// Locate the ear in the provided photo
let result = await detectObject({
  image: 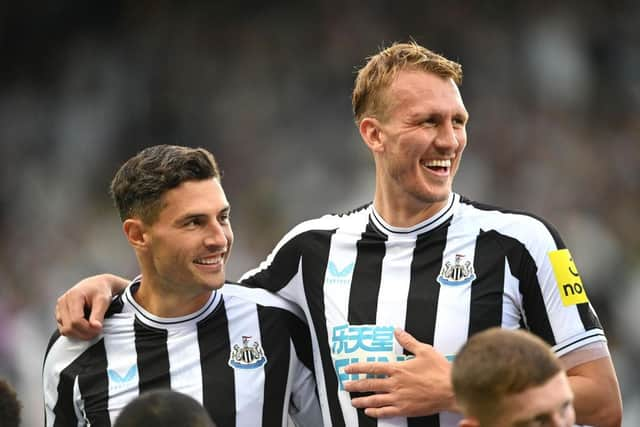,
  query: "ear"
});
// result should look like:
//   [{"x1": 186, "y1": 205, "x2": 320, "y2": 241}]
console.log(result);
[
  {"x1": 359, "y1": 117, "x2": 385, "y2": 154},
  {"x1": 123, "y1": 218, "x2": 148, "y2": 250}
]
